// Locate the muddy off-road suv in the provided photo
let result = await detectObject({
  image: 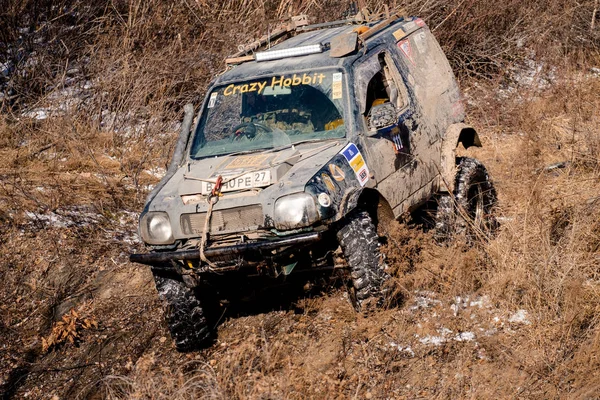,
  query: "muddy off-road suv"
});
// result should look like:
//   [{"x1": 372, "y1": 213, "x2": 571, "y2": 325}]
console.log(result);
[{"x1": 130, "y1": 13, "x2": 498, "y2": 351}]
